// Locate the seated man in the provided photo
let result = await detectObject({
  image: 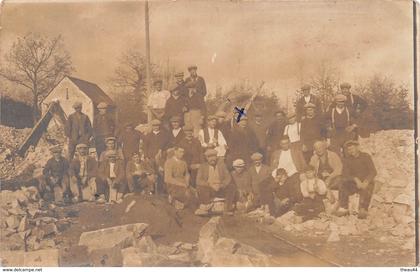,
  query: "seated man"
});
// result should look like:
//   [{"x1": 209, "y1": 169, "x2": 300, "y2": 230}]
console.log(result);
[
  {"x1": 198, "y1": 115, "x2": 227, "y2": 159},
  {"x1": 178, "y1": 125, "x2": 203, "y2": 187},
  {"x1": 39, "y1": 145, "x2": 70, "y2": 203},
  {"x1": 309, "y1": 140, "x2": 343, "y2": 189},
  {"x1": 231, "y1": 159, "x2": 254, "y2": 211},
  {"x1": 248, "y1": 152, "x2": 271, "y2": 205},
  {"x1": 270, "y1": 135, "x2": 307, "y2": 179},
  {"x1": 69, "y1": 144, "x2": 98, "y2": 202},
  {"x1": 336, "y1": 140, "x2": 377, "y2": 219},
  {"x1": 164, "y1": 146, "x2": 194, "y2": 210},
  {"x1": 98, "y1": 150, "x2": 126, "y2": 203},
  {"x1": 126, "y1": 151, "x2": 157, "y2": 194},
  {"x1": 195, "y1": 149, "x2": 237, "y2": 216},
  {"x1": 168, "y1": 116, "x2": 186, "y2": 147},
  {"x1": 259, "y1": 168, "x2": 300, "y2": 217},
  {"x1": 293, "y1": 166, "x2": 328, "y2": 220}
]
